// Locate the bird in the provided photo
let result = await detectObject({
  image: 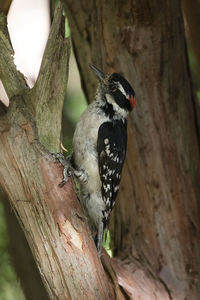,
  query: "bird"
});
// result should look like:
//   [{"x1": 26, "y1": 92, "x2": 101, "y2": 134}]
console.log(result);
[{"x1": 59, "y1": 65, "x2": 136, "y2": 254}]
